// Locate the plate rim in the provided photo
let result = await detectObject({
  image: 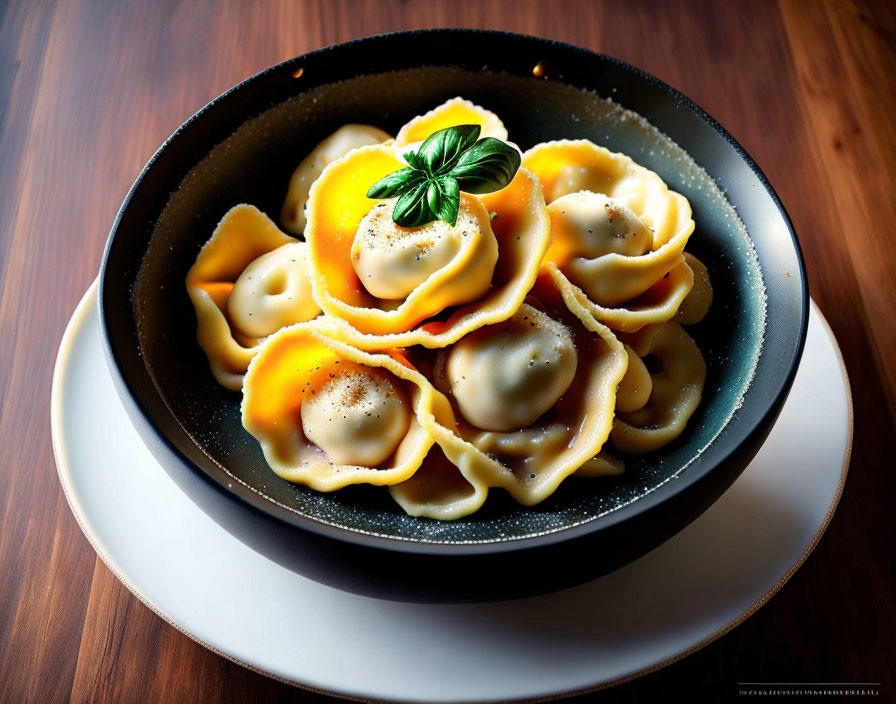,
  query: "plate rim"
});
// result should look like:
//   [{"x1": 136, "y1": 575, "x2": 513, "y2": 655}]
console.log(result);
[{"x1": 52, "y1": 279, "x2": 852, "y2": 703}]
